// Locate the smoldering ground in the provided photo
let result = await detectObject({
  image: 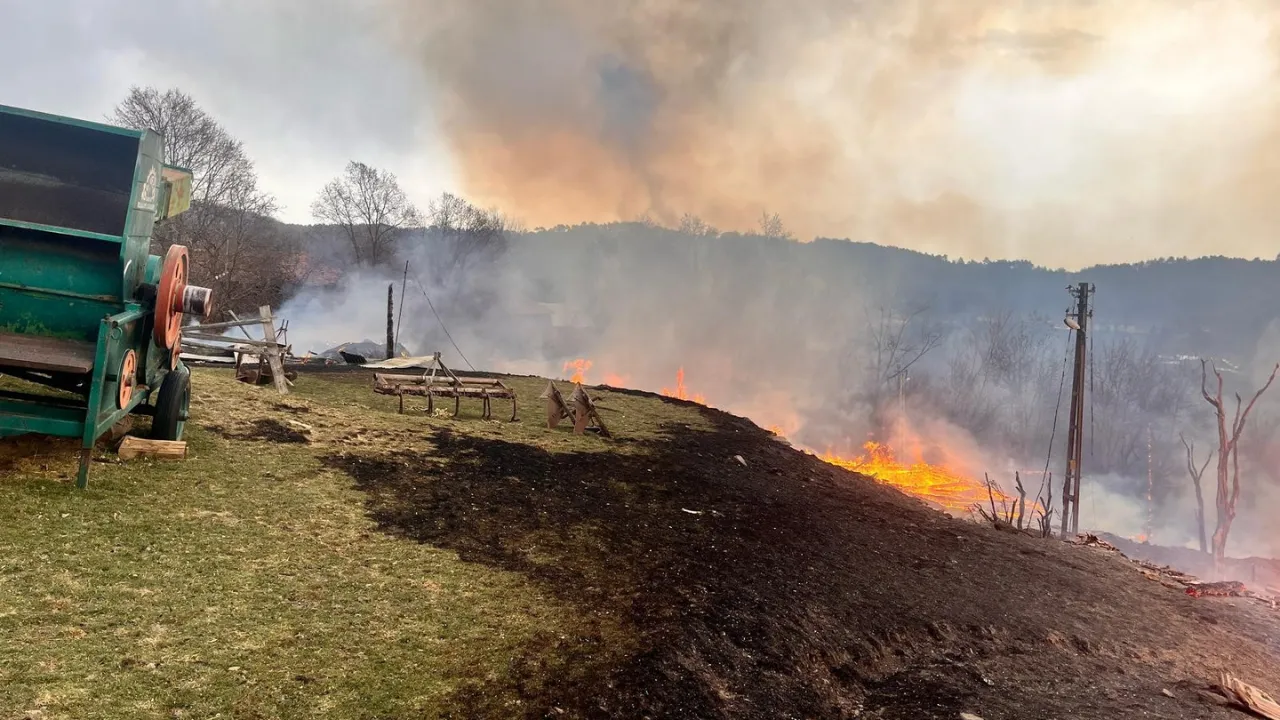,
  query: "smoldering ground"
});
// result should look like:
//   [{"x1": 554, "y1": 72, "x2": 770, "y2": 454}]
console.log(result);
[
  {"x1": 277, "y1": 225, "x2": 1280, "y2": 560},
  {"x1": 268, "y1": 0, "x2": 1280, "y2": 557}
]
